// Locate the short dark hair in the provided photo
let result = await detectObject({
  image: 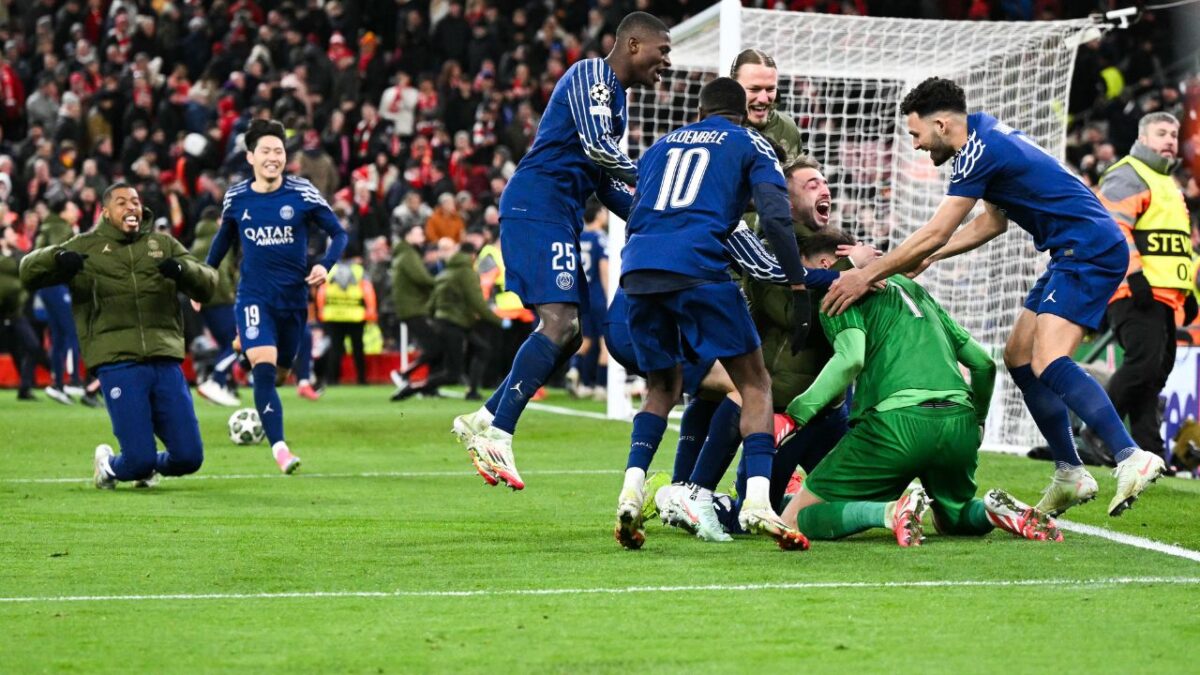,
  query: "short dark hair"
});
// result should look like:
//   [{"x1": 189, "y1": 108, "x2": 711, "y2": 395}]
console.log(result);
[
  {"x1": 584, "y1": 196, "x2": 603, "y2": 224},
  {"x1": 200, "y1": 205, "x2": 220, "y2": 220},
  {"x1": 798, "y1": 229, "x2": 855, "y2": 260},
  {"x1": 459, "y1": 241, "x2": 477, "y2": 255},
  {"x1": 615, "y1": 11, "x2": 668, "y2": 41},
  {"x1": 245, "y1": 118, "x2": 287, "y2": 152},
  {"x1": 729, "y1": 48, "x2": 776, "y2": 79},
  {"x1": 102, "y1": 181, "x2": 135, "y2": 204},
  {"x1": 899, "y1": 77, "x2": 966, "y2": 117},
  {"x1": 699, "y1": 77, "x2": 746, "y2": 120}
]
